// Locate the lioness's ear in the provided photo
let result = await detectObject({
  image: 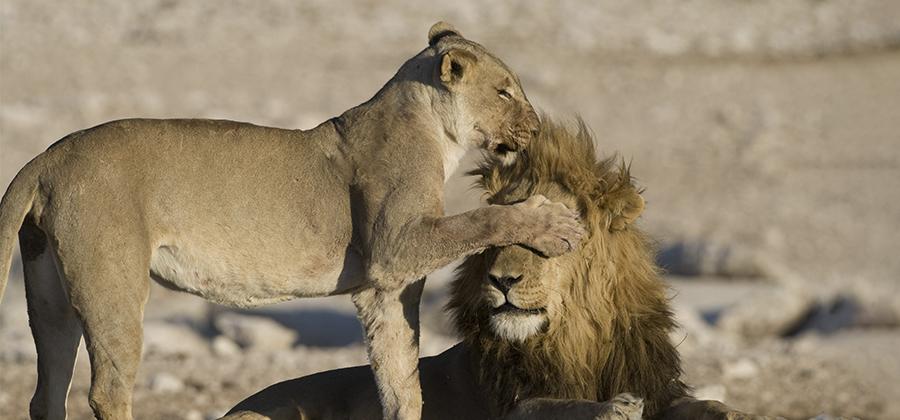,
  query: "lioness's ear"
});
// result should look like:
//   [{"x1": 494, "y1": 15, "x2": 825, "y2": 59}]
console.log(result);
[
  {"x1": 609, "y1": 190, "x2": 645, "y2": 231},
  {"x1": 439, "y1": 48, "x2": 477, "y2": 85},
  {"x1": 428, "y1": 21, "x2": 462, "y2": 46}
]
